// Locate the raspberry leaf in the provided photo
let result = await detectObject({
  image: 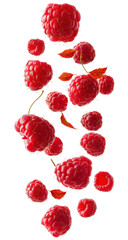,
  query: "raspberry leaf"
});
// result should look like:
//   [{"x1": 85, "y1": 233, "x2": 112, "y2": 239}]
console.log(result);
[
  {"x1": 59, "y1": 72, "x2": 74, "y2": 81},
  {"x1": 89, "y1": 67, "x2": 107, "y2": 79},
  {"x1": 50, "y1": 189, "x2": 66, "y2": 199},
  {"x1": 60, "y1": 113, "x2": 76, "y2": 129},
  {"x1": 58, "y1": 49, "x2": 76, "y2": 58}
]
